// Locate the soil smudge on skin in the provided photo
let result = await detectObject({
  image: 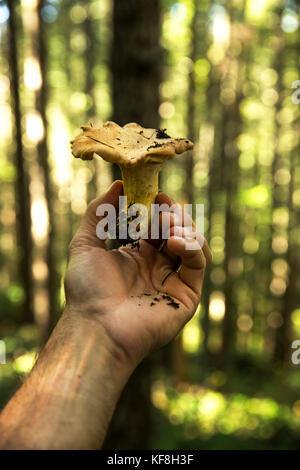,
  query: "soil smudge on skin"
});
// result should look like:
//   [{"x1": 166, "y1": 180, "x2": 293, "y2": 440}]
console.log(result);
[
  {"x1": 161, "y1": 294, "x2": 173, "y2": 301},
  {"x1": 167, "y1": 300, "x2": 180, "y2": 309},
  {"x1": 130, "y1": 292, "x2": 180, "y2": 310},
  {"x1": 161, "y1": 293, "x2": 180, "y2": 309}
]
